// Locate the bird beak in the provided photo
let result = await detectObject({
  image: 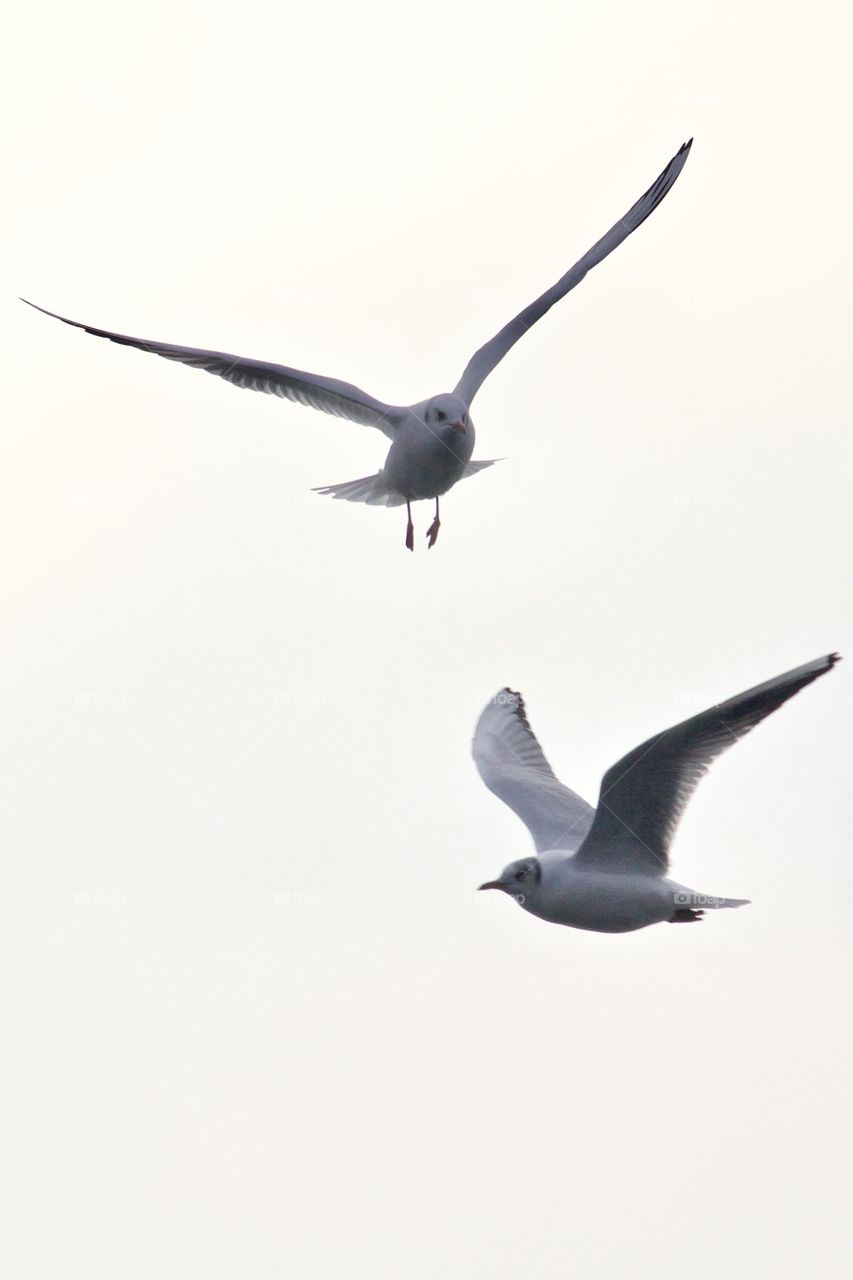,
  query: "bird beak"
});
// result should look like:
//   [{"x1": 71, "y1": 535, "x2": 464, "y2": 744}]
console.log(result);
[
  {"x1": 452, "y1": 420, "x2": 466, "y2": 433},
  {"x1": 478, "y1": 880, "x2": 504, "y2": 892}
]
